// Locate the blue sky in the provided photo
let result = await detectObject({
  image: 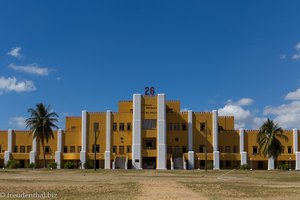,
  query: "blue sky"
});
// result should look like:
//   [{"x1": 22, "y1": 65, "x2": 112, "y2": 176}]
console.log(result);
[{"x1": 1, "y1": 1, "x2": 300, "y2": 130}]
